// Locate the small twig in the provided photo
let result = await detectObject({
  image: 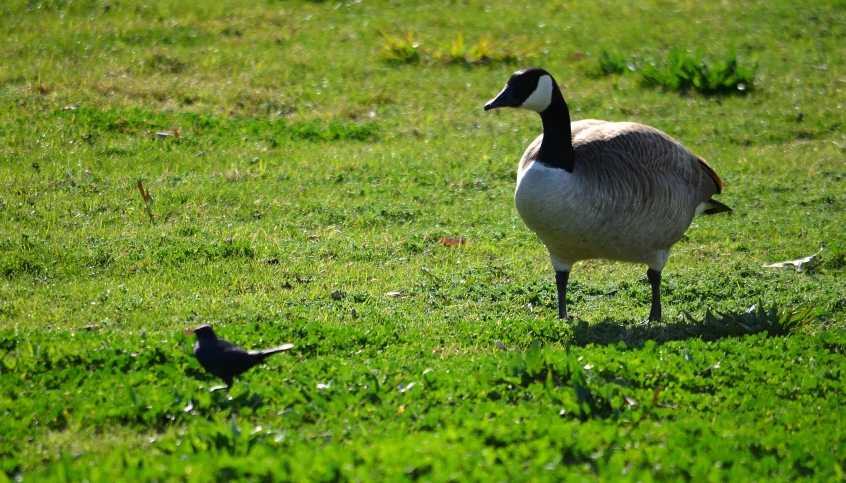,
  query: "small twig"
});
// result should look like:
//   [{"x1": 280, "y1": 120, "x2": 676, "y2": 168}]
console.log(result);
[{"x1": 136, "y1": 179, "x2": 155, "y2": 222}]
